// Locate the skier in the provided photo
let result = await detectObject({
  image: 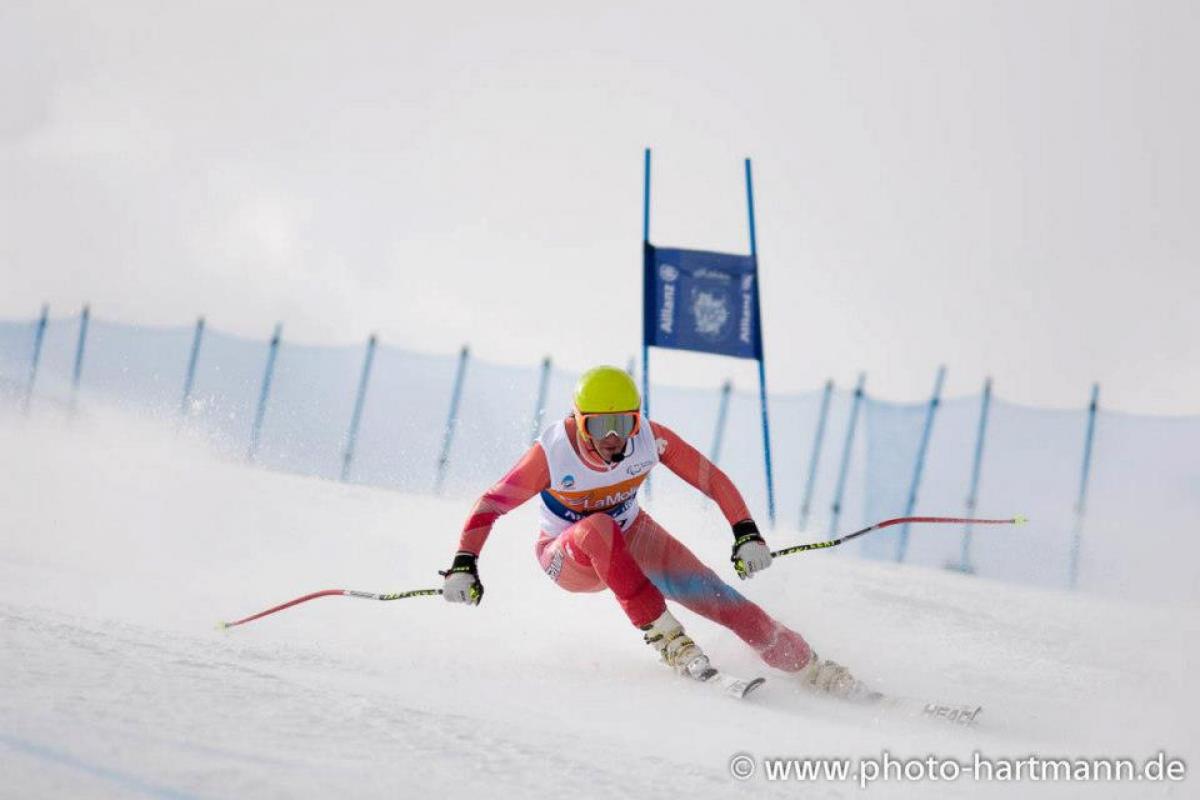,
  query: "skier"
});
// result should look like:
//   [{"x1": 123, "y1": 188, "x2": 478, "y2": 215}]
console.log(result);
[{"x1": 440, "y1": 365, "x2": 863, "y2": 697}]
